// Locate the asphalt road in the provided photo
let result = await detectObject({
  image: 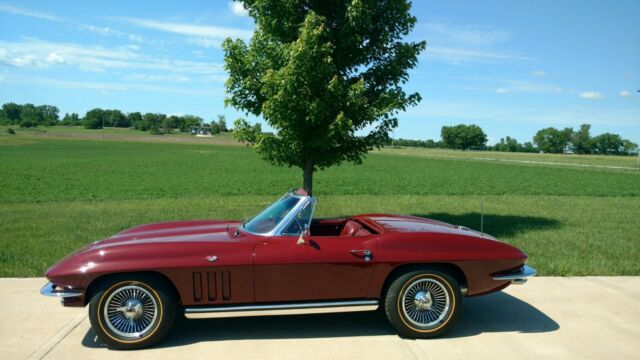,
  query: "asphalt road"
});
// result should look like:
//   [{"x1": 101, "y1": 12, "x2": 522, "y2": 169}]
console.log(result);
[{"x1": 1, "y1": 277, "x2": 638, "y2": 359}]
